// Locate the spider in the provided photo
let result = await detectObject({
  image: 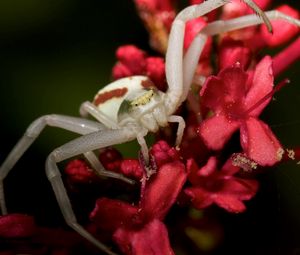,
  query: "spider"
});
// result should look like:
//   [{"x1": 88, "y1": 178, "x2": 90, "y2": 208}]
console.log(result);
[{"x1": 0, "y1": 0, "x2": 299, "y2": 254}]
